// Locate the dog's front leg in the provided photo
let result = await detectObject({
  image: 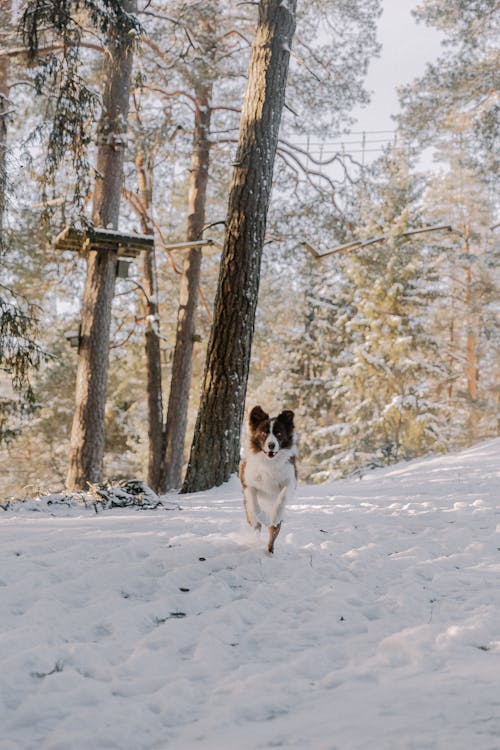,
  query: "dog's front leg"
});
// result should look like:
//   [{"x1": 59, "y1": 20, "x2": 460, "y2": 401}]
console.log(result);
[
  {"x1": 269, "y1": 486, "x2": 288, "y2": 527},
  {"x1": 267, "y1": 486, "x2": 288, "y2": 554},
  {"x1": 243, "y1": 486, "x2": 262, "y2": 531},
  {"x1": 267, "y1": 522, "x2": 281, "y2": 554}
]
